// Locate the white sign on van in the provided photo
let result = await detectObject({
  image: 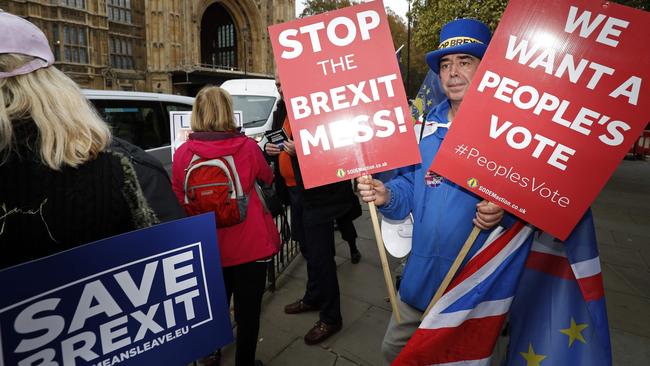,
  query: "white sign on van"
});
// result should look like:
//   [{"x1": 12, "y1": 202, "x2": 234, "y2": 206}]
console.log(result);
[
  {"x1": 170, "y1": 111, "x2": 192, "y2": 159},
  {"x1": 170, "y1": 111, "x2": 246, "y2": 159},
  {"x1": 234, "y1": 110, "x2": 243, "y2": 128}
]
